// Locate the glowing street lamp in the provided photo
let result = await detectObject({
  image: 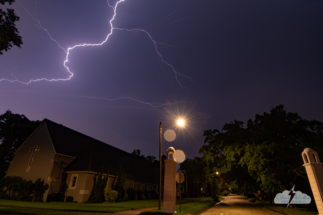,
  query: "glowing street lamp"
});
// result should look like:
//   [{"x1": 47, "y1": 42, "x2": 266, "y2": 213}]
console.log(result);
[
  {"x1": 159, "y1": 118, "x2": 185, "y2": 210},
  {"x1": 177, "y1": 119, "x2": 185, "y2": 127}
]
